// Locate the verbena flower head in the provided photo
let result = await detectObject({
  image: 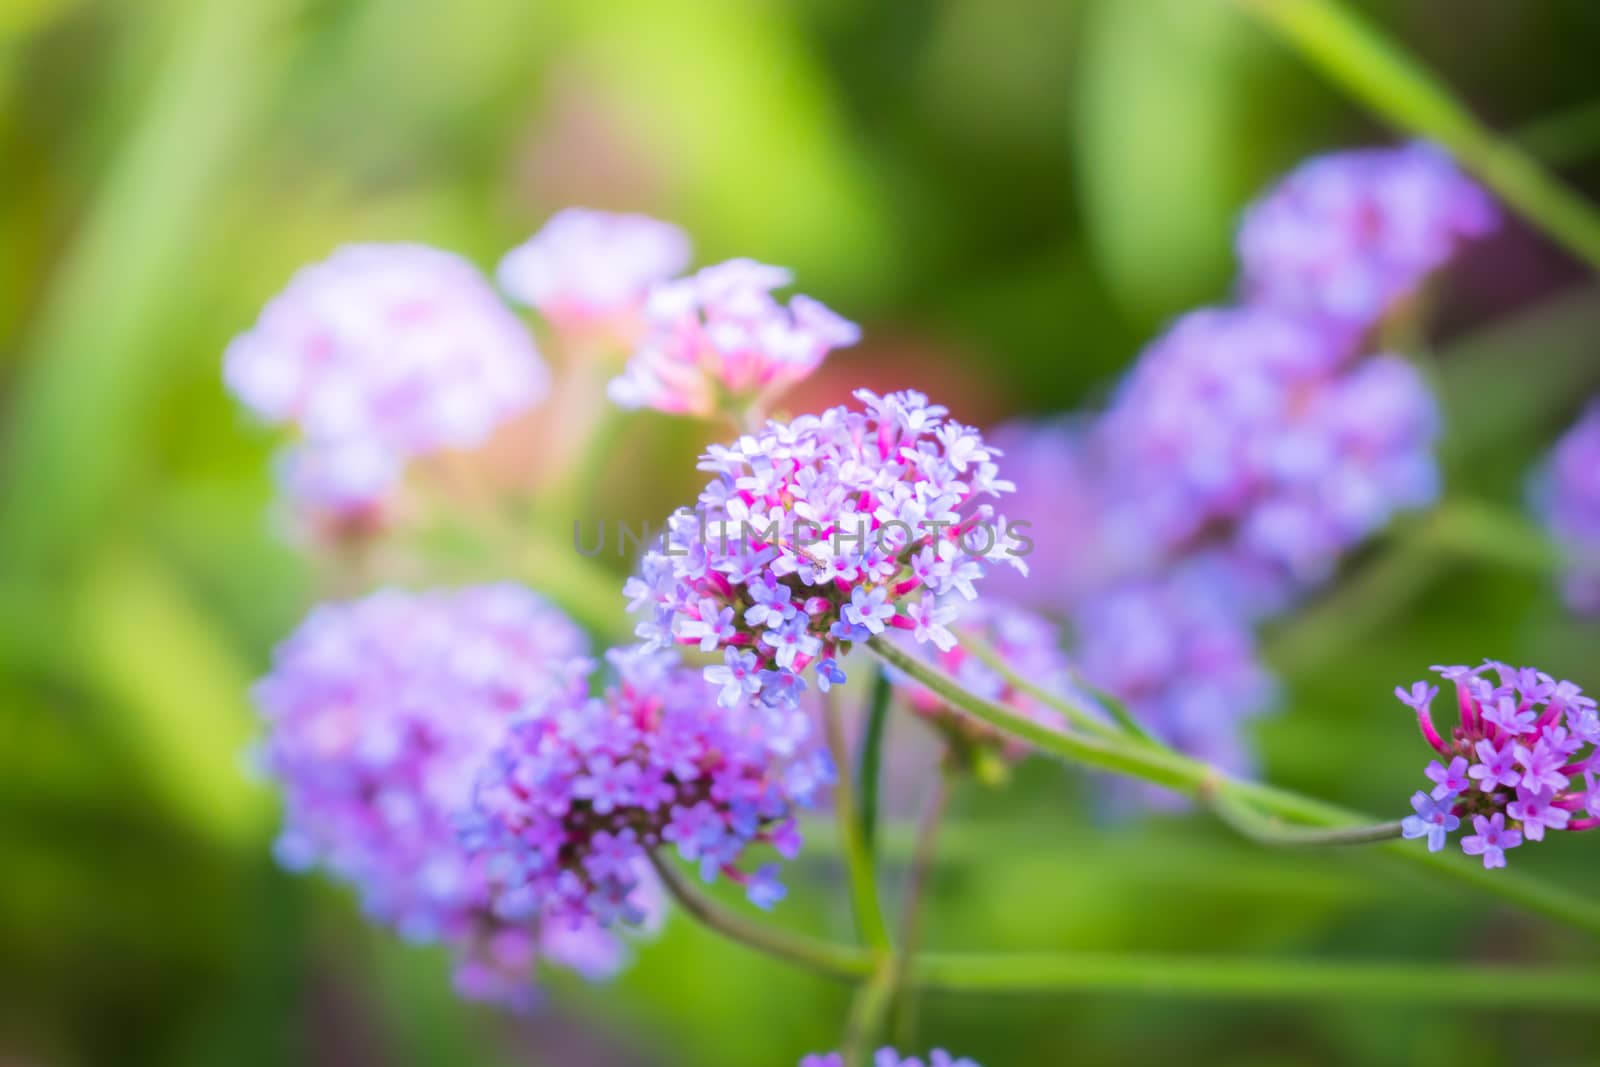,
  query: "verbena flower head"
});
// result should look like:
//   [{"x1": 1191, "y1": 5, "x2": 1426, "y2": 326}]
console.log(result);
[
  {"x1": 1533, "y1": 401, "x2": 1600, "y2": 616},
  {"x1": 625, "y1": 389, "x2": 1023, "y2": 709},
  {"x1": 1238, "y1": 141, "x2": 1497, "y2": 327},
  {"x1": 497, "y1": 208, "x2": 691, "y2": 340},
  {"x1": 607, "y1": 258, "x2": 861, "y2": 417},
  {"x1": 252, "y1": 585, "x2": 622, "y2": 1006},
  {"x1": 890, "y1": 600, "x2": 1076, "y2": 759},
  {"x1": 465, "y1": 646, "x2": 832, "y2": 925},
  {"x1": 1073, "y1": 570, "x2": 1276, "y2": 777},
  {"x1": 800, "y1": 1051, "x2": 982, "y2": 1067},
  {"x1": 225, "y1": 243, "x2": 548, "y2": 512},
  {"x1": 1398, "y1": 661, "x2": 1599, "y2": 867},
  {"x1": 1098, "y1": 306, "x2": 1439, "y2": 601}
]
